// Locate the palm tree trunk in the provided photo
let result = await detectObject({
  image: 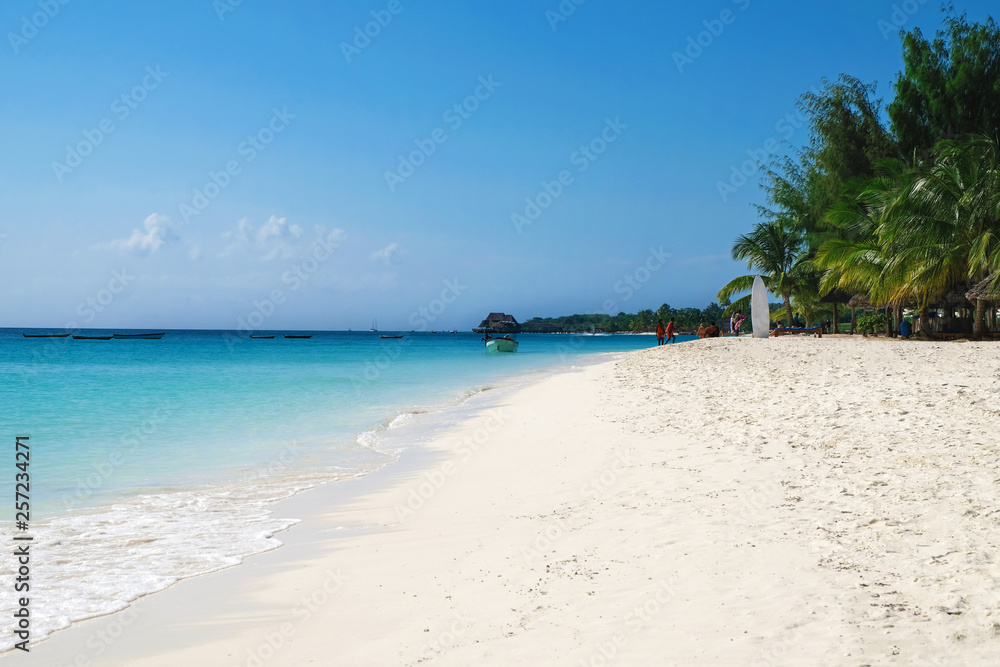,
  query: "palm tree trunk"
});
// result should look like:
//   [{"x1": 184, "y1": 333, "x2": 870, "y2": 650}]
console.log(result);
[
  {"x1": 783, "y1": 294, "x2": 793, "y2": 328},
  {"x1": 850, "y1": 308, "x2": 857, "y2": 335},
  {"x1": 974, "y1": 298, "x2": 987, "y2": 339},
  {"x1": 885, "y1": 307, "x2": 892, "y2": 337},
  {"x1": 919, "y1": 305, "x2": 933, "y2": 340},
  {"x1": 893, "y1": 304, "x2": 903, "y2": 337},
  {"x1": 832, "y1": 303, "x2": 839, "y2": 334}
]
